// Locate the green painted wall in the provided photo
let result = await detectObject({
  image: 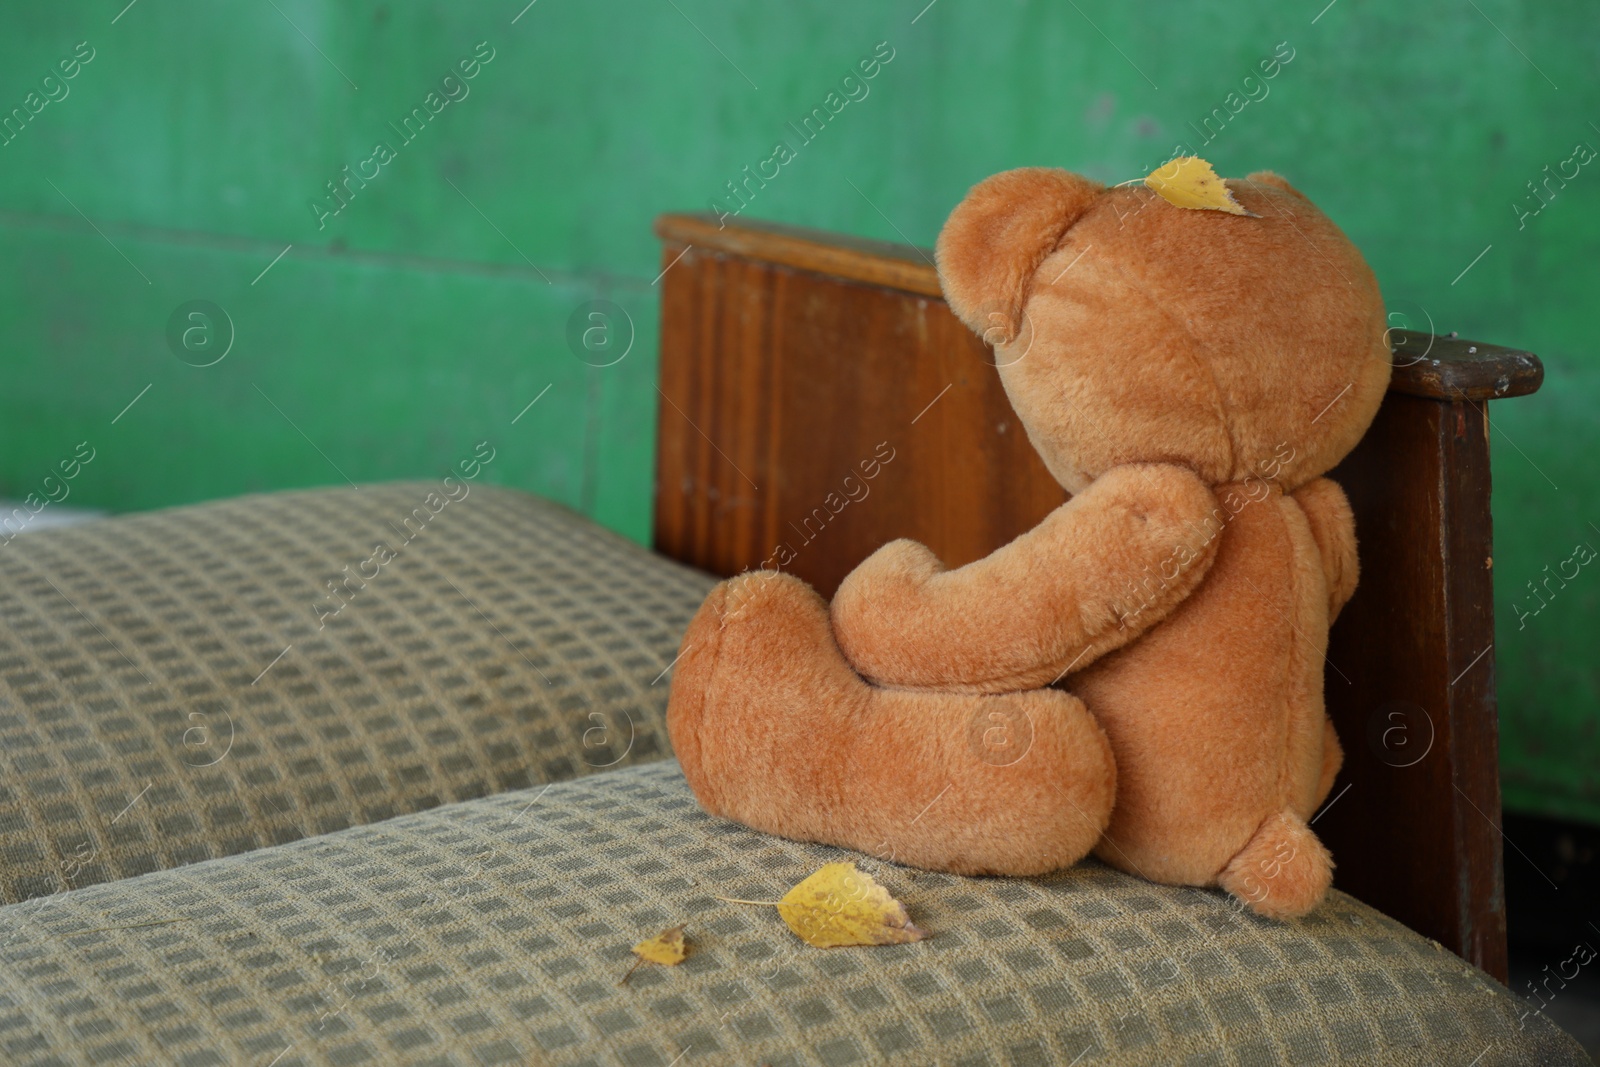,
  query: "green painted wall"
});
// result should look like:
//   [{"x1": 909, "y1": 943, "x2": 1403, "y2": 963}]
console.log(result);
[{"x1": 1, "y1": 1, "x2": 1594, "y2": 822}]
